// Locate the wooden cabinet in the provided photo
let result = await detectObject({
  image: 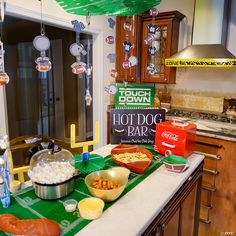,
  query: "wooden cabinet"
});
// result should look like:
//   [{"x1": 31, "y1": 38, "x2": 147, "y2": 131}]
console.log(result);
[
  {"x1": 141, "y1": 12, "x2": 184, "y2": 83},
  {"x1": 116, "y1": 16, "x2": 140, "y2": 83},
  {"x1": 142, "y1": 161, "x2": 203, "y2": 236},
  {"x1": 115, "y1": 11, "x2": 185, "y2": 84},
  {"x1": 195, "y1": 136, "x2": 236, "y2": 236}
]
